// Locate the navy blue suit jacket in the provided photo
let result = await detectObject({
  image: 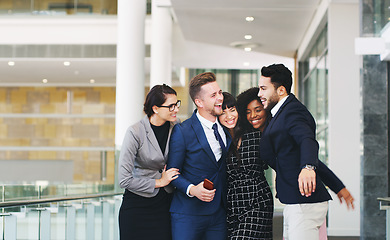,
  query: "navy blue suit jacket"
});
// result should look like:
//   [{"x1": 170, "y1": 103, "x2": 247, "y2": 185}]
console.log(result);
[
  {"x1": 260, "y1": 94, "x2": 344, "y2": 204},
  {"x1": 167, "y1": 110, "x2": 232, "y2": 215}
]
